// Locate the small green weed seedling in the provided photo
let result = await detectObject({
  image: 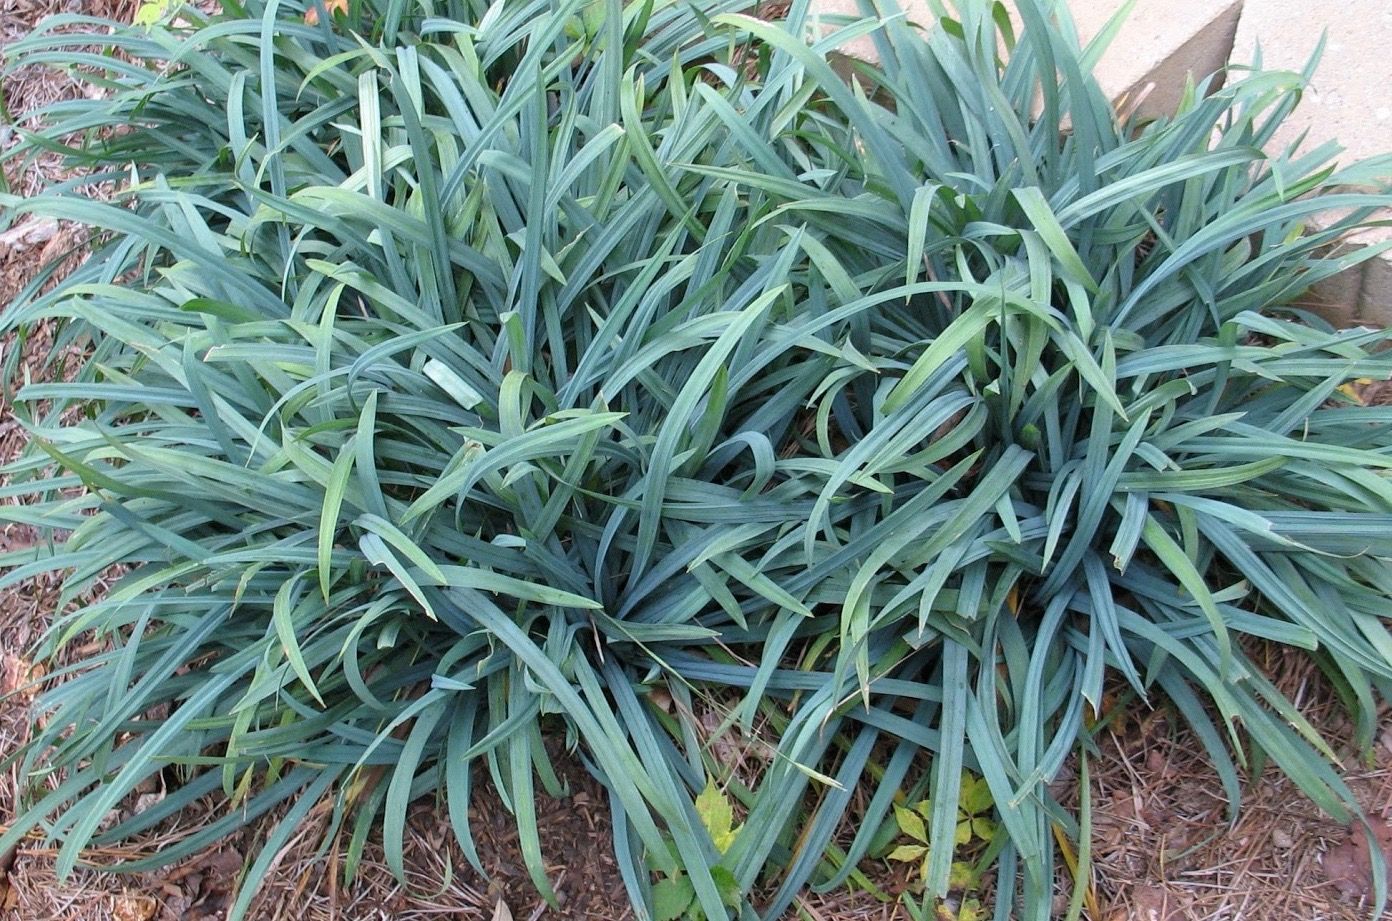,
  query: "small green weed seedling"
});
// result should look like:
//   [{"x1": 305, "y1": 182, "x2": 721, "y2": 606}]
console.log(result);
[
  {"x1": 888, "y1": 773, "x2": 998, "y2": 920},
  {"x1": 652, "y1": 779, "x2": 743, "y2": 920}
]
